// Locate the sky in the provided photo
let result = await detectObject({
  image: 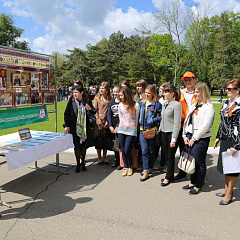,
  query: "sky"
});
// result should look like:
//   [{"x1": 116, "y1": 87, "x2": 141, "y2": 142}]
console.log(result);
[{"x1": 1, "y1": 0, "x2": 240, "y2": 55}]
